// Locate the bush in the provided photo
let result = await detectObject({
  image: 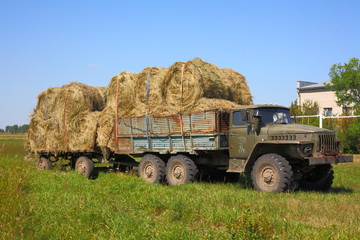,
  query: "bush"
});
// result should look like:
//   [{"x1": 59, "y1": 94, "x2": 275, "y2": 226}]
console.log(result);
[{"x1": 338, "y1": 121, "x2": 360, "y2": 154}]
